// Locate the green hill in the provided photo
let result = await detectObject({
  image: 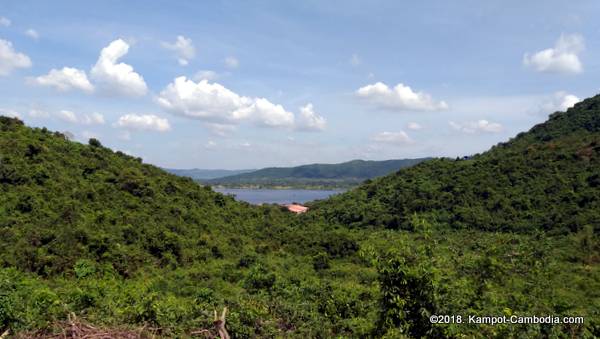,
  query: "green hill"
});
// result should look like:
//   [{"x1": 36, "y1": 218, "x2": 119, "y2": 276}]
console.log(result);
[
  {"x1": 207, "y1": 158, "x2": 429, "y2": 189},
  {"x1": 310, "y1": 95, "x2": 600, "y2": 234}
]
